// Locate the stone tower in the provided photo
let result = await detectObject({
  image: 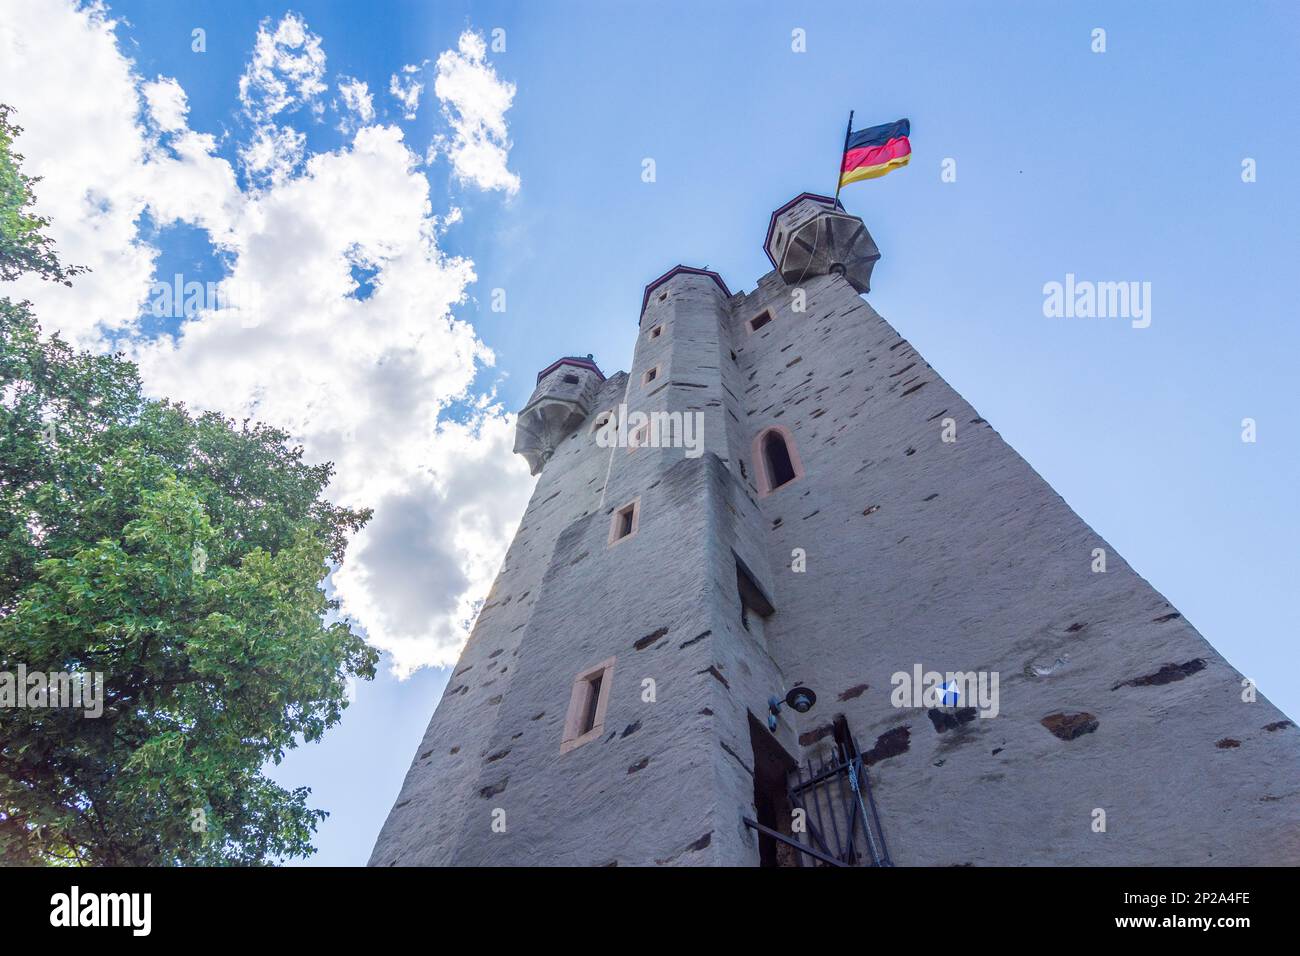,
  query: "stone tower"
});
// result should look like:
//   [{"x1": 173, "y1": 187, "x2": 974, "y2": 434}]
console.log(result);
[{"x1": 370, "y1": 193, "x2": 1300, "y2": 867}]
